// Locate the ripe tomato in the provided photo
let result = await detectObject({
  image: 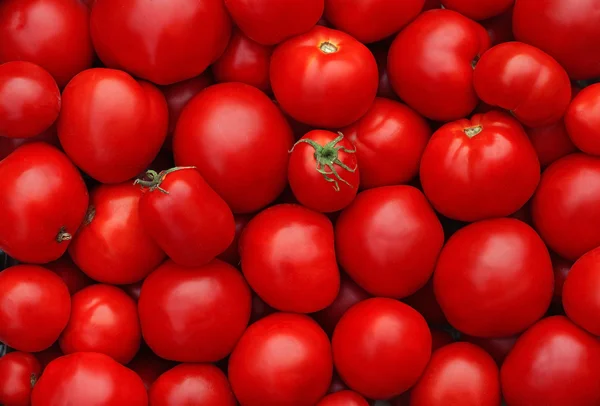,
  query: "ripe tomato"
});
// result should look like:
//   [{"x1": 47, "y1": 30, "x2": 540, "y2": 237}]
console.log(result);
[
  {"x1": 0, "y1": 352, "x2": 41, "y2": 406},
  {"x1": 45, "y1": 256, "x2": 93, "y2": 295},
  {"x1": 388, "y1": 9, "x2": 490, "y2": 121},
  {"x1": 420, "y1": 111, "x2": 540, "y2": 222},
  {"x1": 440, "y1": 0, "x2": 513, "y2": 20},
  {"x1": 174, "y1": 82, "x2": 293, "y2": 213},
  {"x1": 218, "y1": 214, "x2": 252, "y2": 266},
  {"x1": 403, "y1": 279, "x2": 447, "y2": 326},
  {"x1": 565, "y1": 83, "x2": 600, "y2": 155},
  {"x1": 127, "y1": 349, "x2": 175, "y2": 390},
  {"x1": 552, "y1": 254, "x2": 572, "y2": 300},
  {"x1": 0, "y1": 143, "x2": 88, "y2": 263},
  {"x1": 336, "y1": 186, "x2": 444, "y2": 298},
  {"x1": 501, "y1": 316, "x2": 600, "y2": 406},
  {"x1": 270, "y1": 26, "x2": 378, "y2": 128},
  {"x1": 316, "y1": 391, "x2": 369, "y2": 406},
  {"x1": 527, "y1": 119, "x2": 577, "y2": 167},
  {"x1": 228, "y1": 313, "x2": 333, "y2": 406}
]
